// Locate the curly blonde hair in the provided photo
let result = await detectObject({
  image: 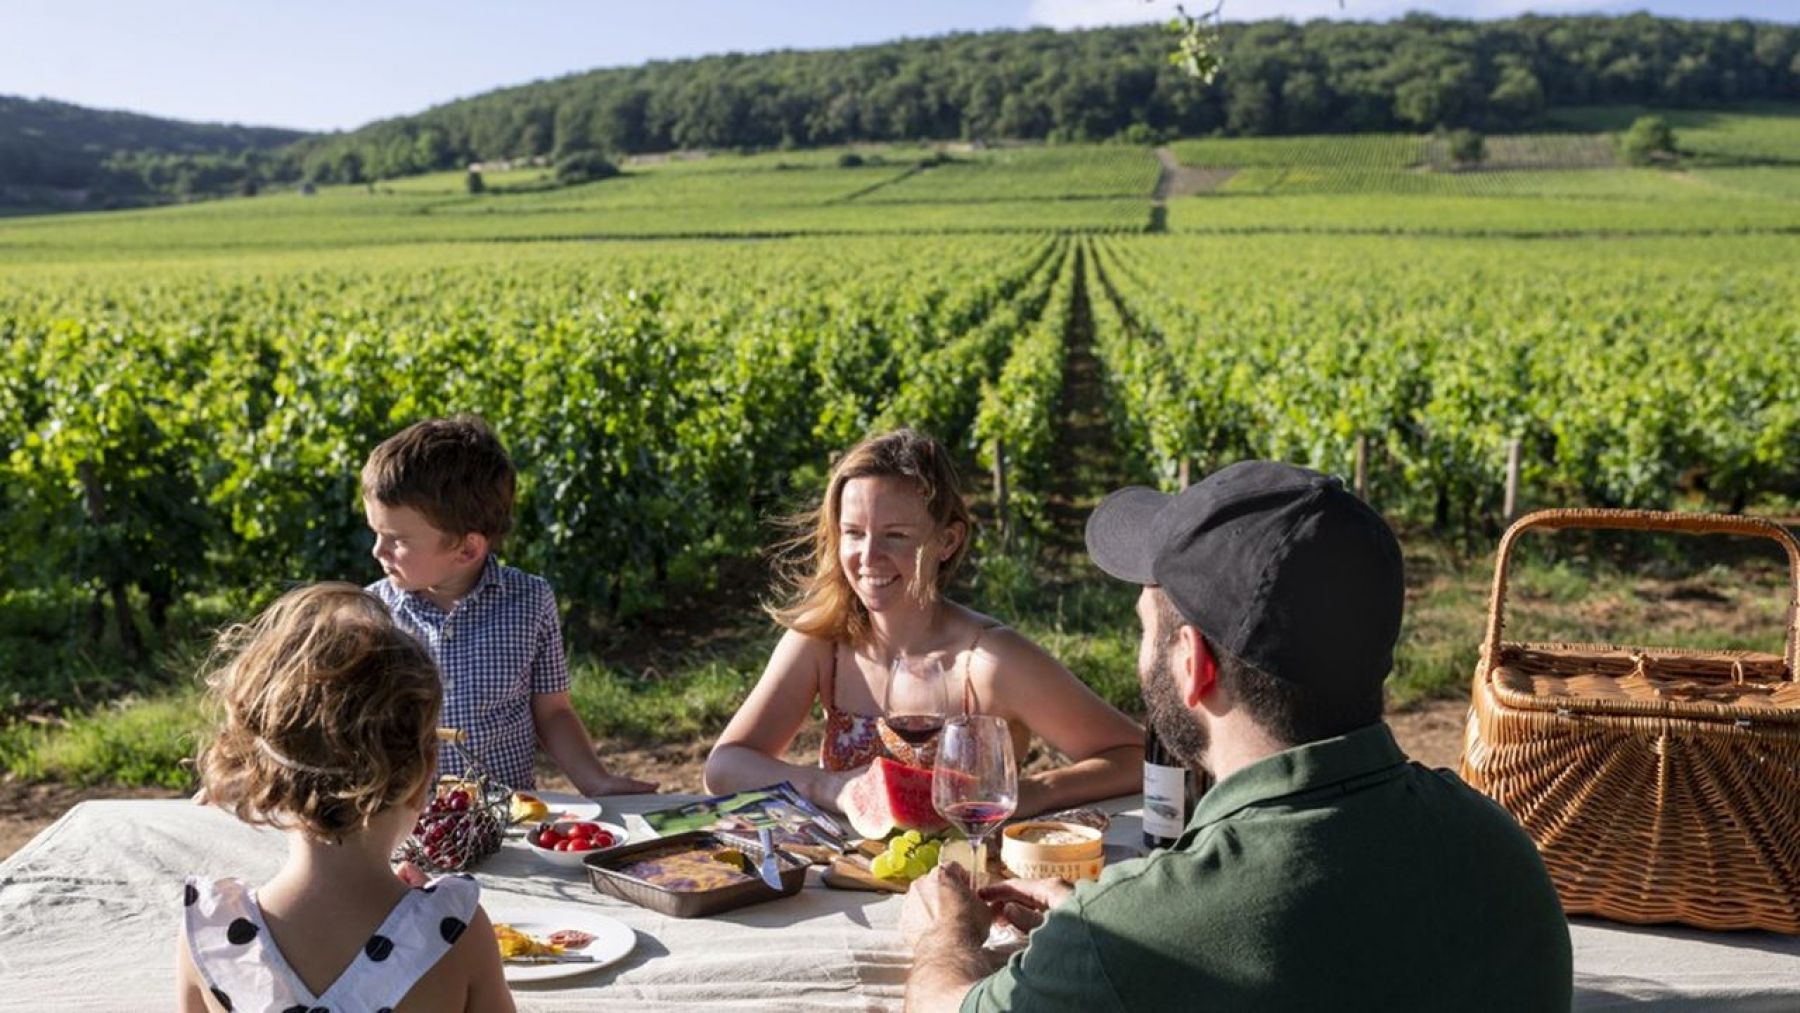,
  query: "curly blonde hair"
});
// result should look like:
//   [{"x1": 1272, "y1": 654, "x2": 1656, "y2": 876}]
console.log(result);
[
  {"x1": 196, "y1": 582, "x2": 442, "y2": 843},
  {"x1": 768, "y1": 429, "x2": 973, "y2": 646}
]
